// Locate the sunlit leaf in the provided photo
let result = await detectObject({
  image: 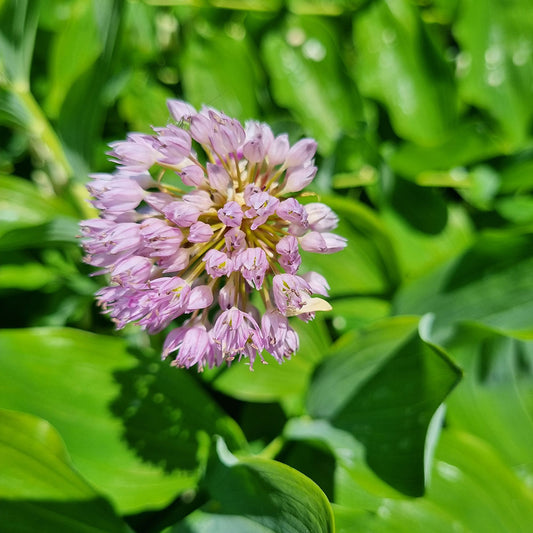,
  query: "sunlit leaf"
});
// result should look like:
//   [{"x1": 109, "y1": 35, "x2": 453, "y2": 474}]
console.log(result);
[
  {"x1": 444, "y1": 325, "x2": 533, "y2": 484},
  {"x1": 0, "y1": 0, "x2": 39, "y2": 83},
  {"x1": 179, "y1": 23, "x2": 260, "y2": 120},
  {"x1": 453, "y1": 0, "x2": 533, "y2": 148},
  {"x1": 0, "y1": 328, "x2": 245, "y2": 514},
  {"x1": 118, "y1": 70, "x2": 174, "y2": 132},
  {"x1": 44, "y1": 0, "x2": 103, "y2": 117},
  {"x1": 56, "y1": 0, "x2": 123, "y2": 177},
  {"x1": 332, "y1": 429, "x2": 533, "y2": 532},
  {"x1": 0, "y1": 408, "x2": 130, "y2": 533},
  {"x1": 0, "y1": 175, "x2": 76, "y2": 236},
  {"x1": 262, "y1": 15, "x2": 363, "y2": 154},
  {"x1": 169, "y1": 438, "x2": 334, "y2": 533},
  {"x1": 388, "y1": 121, "x2": 502, "y2": 179},
  {"x1": 381, "y1": 203, "x2": 474, "y2": 282},
  {"x1": 353, "y1": 0, "x2": 457, "y2": 145},
  {"x1": 394, "y1": 232, "x2": 533, "y2": 341},
  {"x1": 307, "y1": 316, "x2": 461, "y2": 495},
  {"x1": 301, "y1": 195, "x2": 400, "y2": 297},
  {"x1": 426, "y1": 430, "x2": 533, "y2": 532}
]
